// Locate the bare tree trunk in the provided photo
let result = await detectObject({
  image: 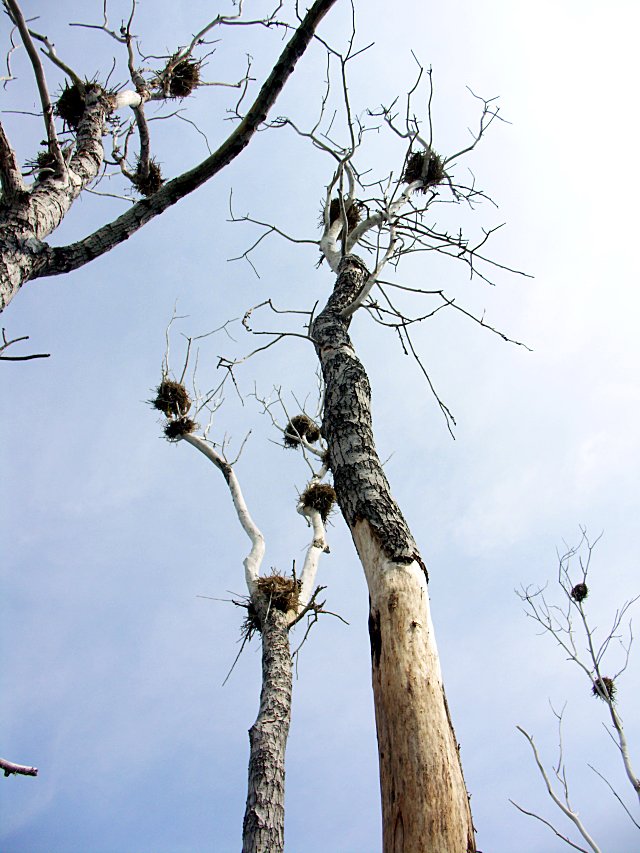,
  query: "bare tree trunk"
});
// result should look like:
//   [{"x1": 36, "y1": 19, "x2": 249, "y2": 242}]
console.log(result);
[
  {"x1": 242, "y1": 596, "x2": 293, "y2": 853},
  {"x1": 312, "y1": 255, "x2": 476, "y2": 853}
]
